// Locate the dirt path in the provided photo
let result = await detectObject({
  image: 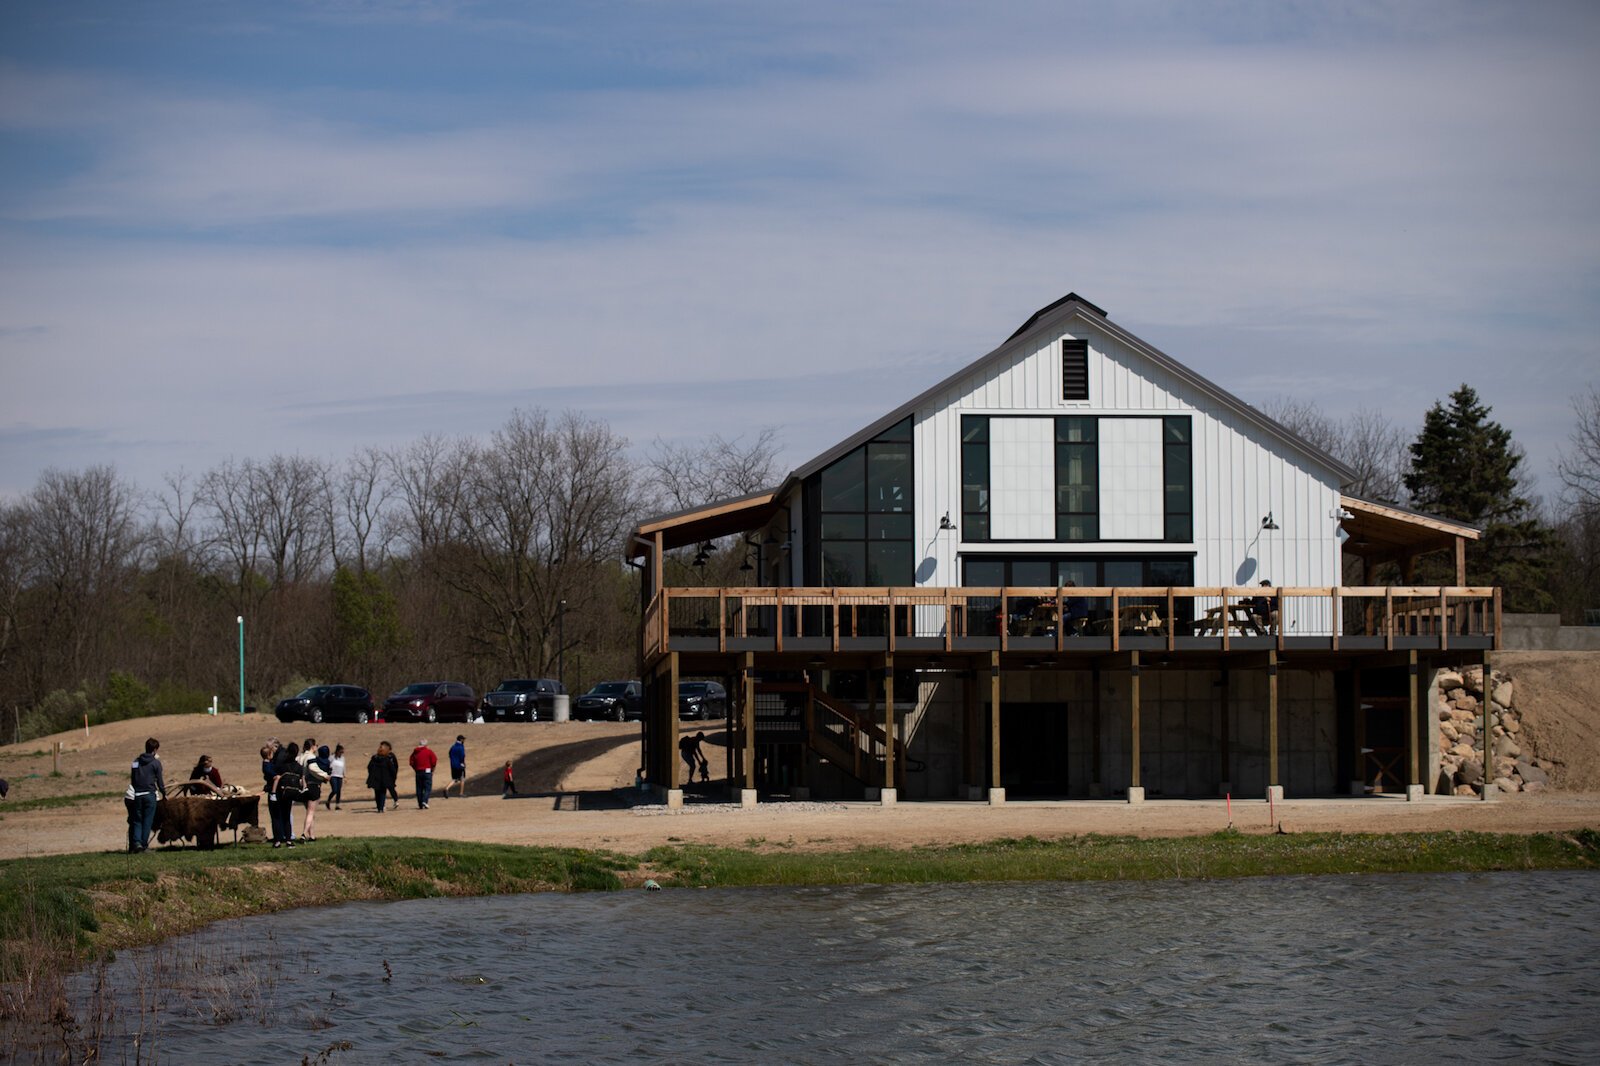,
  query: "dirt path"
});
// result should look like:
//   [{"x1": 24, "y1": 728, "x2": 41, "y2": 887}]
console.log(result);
[{"x1": 3, "y1": 711, "x2": 1599, "y2": 860}]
